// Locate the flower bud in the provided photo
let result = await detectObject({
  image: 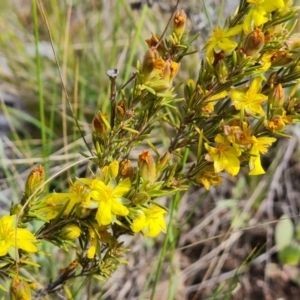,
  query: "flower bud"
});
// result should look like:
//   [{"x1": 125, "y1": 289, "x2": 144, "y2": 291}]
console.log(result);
[
  {"x1": 270, "y1": 50, "x2": 293, "y2": 67},
  {"x1": 116, "y1": 100, "x2": 126, "y2": 121},
  {"x1": 171, "y1": 178, "x2": 180, "y2": 187},
  {"x1": 145, "y1": 33, "x2": 160, "y2": 48},
  {"x1": 266, "y1": 111, "x2": 292, "y2": 132},
  {"x1": 10, "y1": 204, "x2": 23, "y2": 217},
  {"x1": 269, "y1": 84, "x2": 285, "y2": 108},
  {"x1": 132, "y1": 191, "x2": 150, "y2": 205},
  {"x1": 138, "y1": 150, "x2": 156, "y2": 184},
  {"x1": 10, "y1": 276, "x2": 31, "y2": 300},
  {"x1": 76, "y1": 206, "x2": 92, "y2": 219},
  {"x1": 145, "y1": 33, "x2": 166, "y2": 55},
  {"x1": 156, "y1": 151, "x2": 171, "y2": 172},
  {"x1": 243, "y1": 28, "x2": 265, "y2": 56},
  {"x1": 173, "y1": 10, "x2": 186, "y2": 40},
  {"x1": 142, "y1": 48, "x2": 165, "y2": 79},
  {"x1": 162, "y1": 59, "x2": 180, "y2": 83},
  {"x1": 267, "y1": 71, "x2": 278, "y2": 86},
  {"x1": 266, "y1": 116, "x2": 286, "y2": 132},
  {"x1": 215, "y1": 59, "x2": 228, "y2": 84},
  {"x1": 120, "y1": 159, "x2": 134, "y2": 180},
  {"x1": 93, "y1": 112, "x2": 108, "y2": 137},
  {"x1": 25, "y1": 165, "x2": 45, "y2": 198},
  {"x1": 60, "y1": 224, "x2": 81, "y2": 240},
  {"x1": 285, "y1": 33, "x2": 300, "y2": 50}
]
